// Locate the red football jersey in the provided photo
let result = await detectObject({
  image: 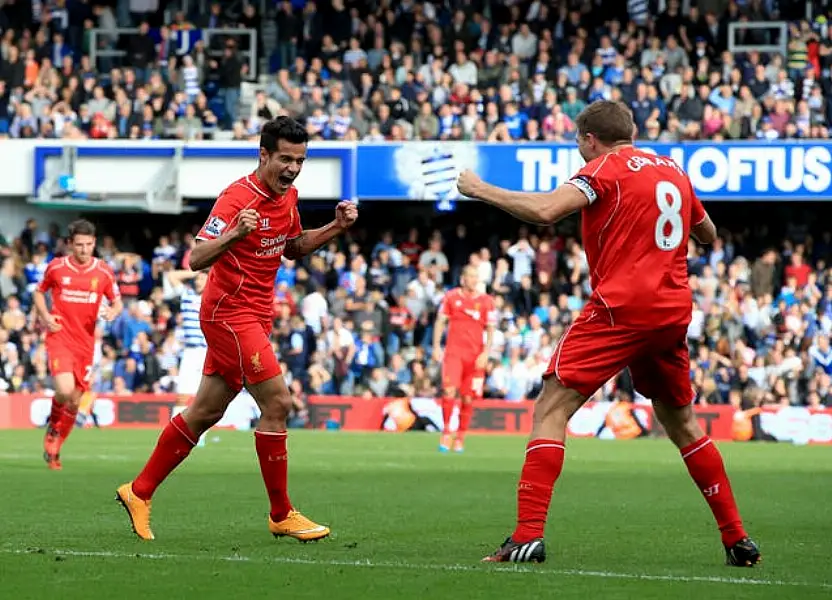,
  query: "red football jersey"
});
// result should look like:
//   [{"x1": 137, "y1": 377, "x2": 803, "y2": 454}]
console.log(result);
[
  {"x1": 197, "y1": 172, "x2": 302, "y2": 324},
  {"x1": 37, "y1": 257, "x2": 119, "y2": 350},
  {"x1": 565, "y1": 146, "x2": 706, "y2": 329},
  {"x1": 440, "y1": 288, "x2": 496, "y2": 358}
]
